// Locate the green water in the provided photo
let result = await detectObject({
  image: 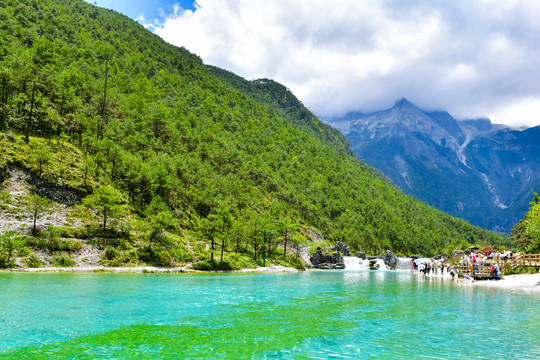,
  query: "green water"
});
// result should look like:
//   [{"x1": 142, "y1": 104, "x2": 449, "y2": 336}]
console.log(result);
[{"x1": 1, "y1": 271, "x2": 539, "y2": 359}]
